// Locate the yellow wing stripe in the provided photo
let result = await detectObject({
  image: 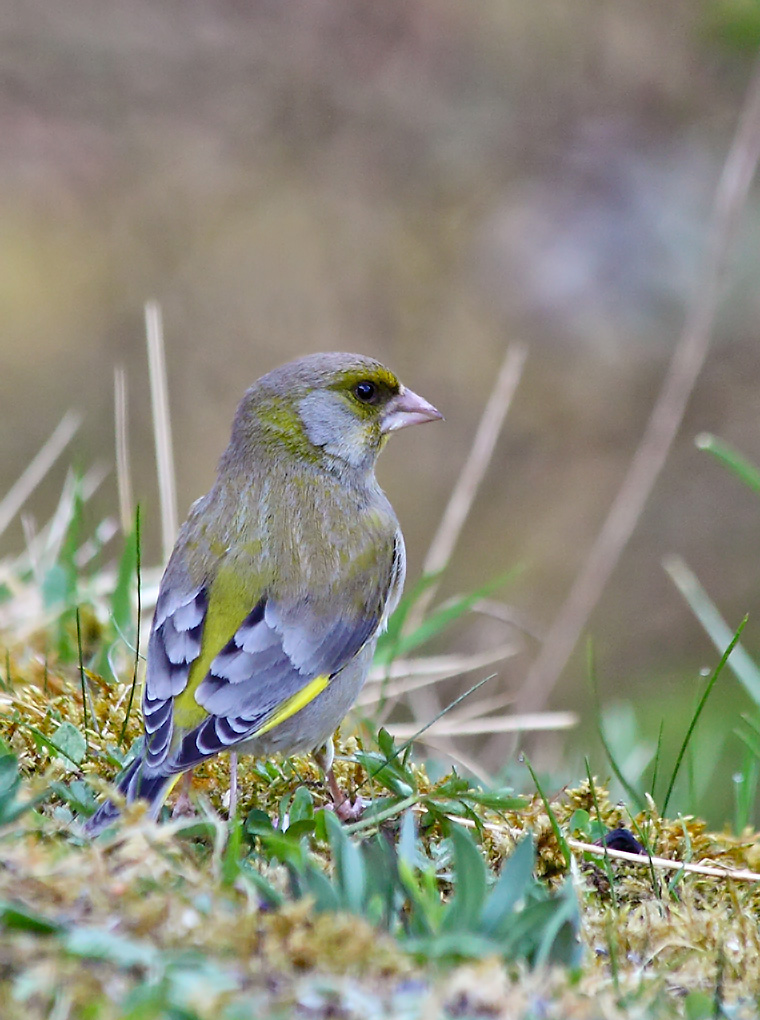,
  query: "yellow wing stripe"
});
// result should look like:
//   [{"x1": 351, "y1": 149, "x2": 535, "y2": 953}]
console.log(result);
[
  {"x1": 250, "y1": 674, "x2": 330, "y2": 738},
  {"x1": 164, "y1": 774, "x2": 183, "y2": 798}
]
